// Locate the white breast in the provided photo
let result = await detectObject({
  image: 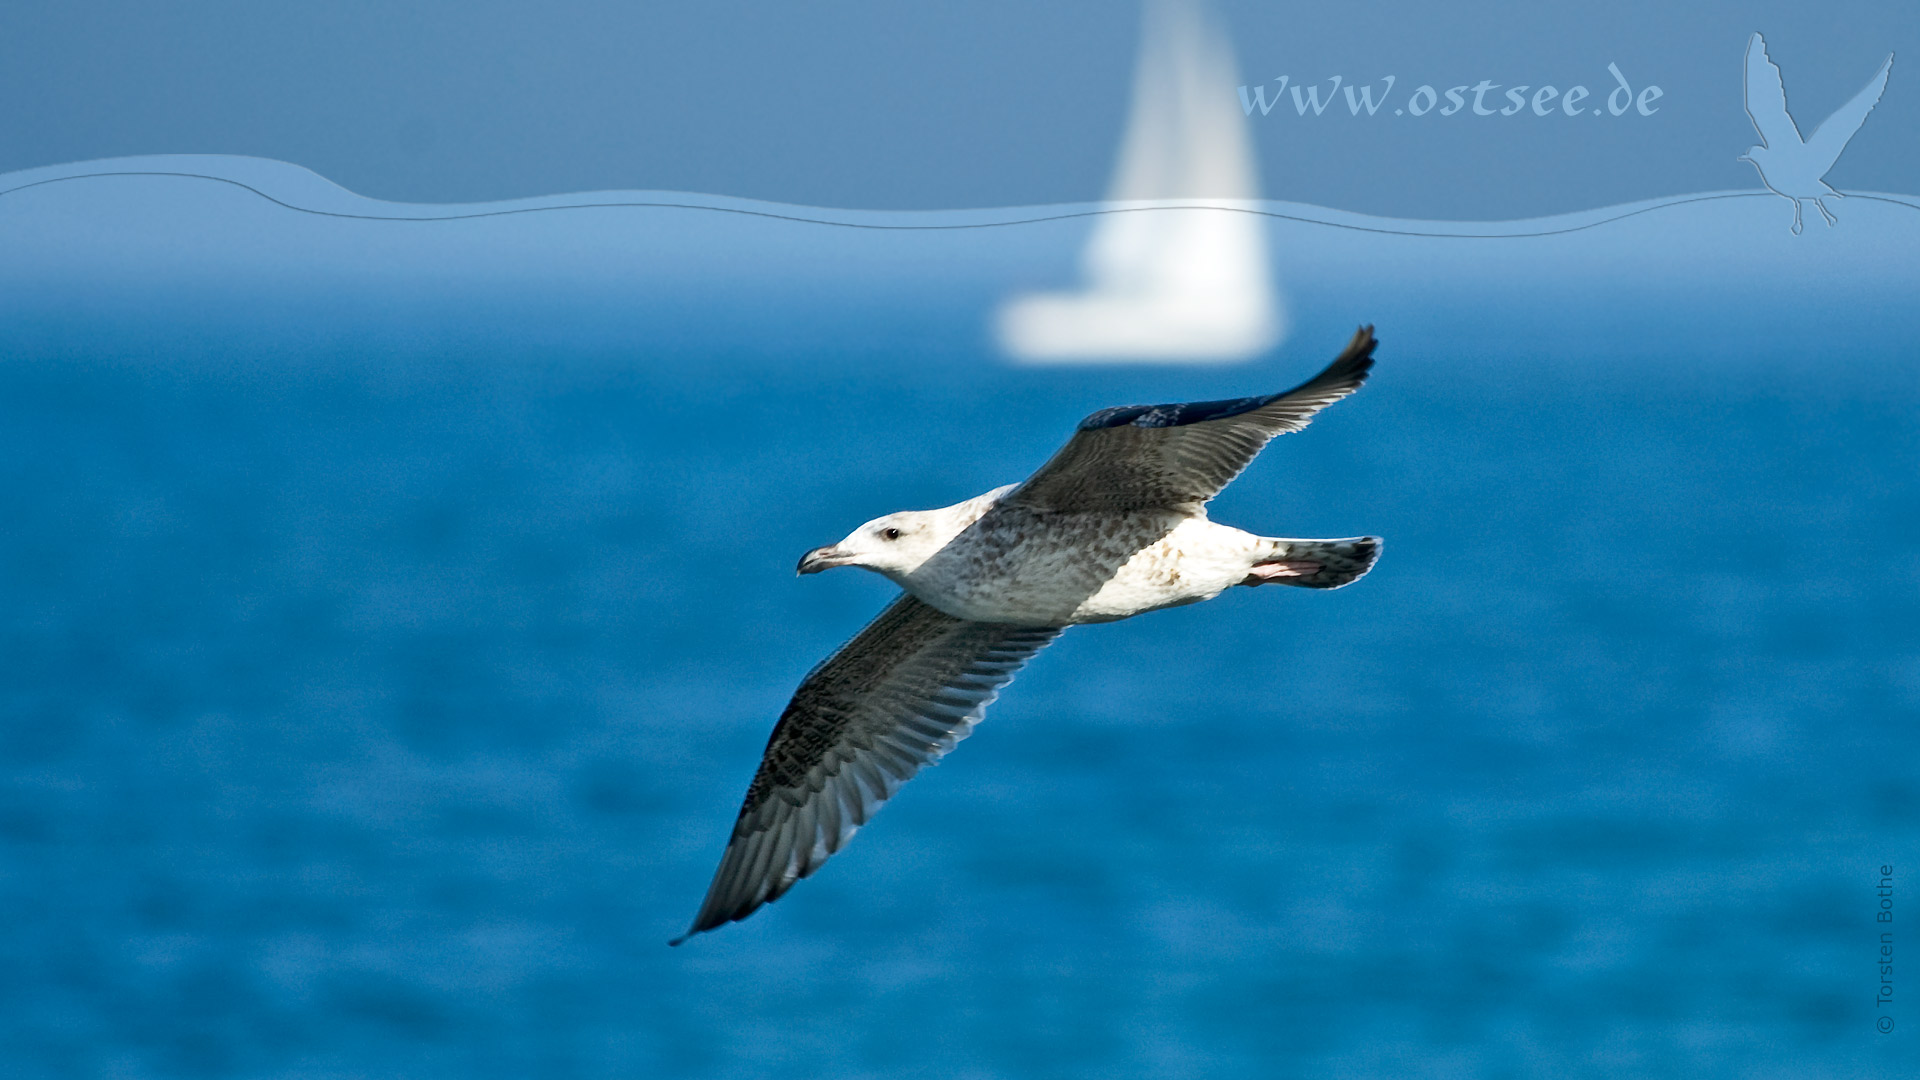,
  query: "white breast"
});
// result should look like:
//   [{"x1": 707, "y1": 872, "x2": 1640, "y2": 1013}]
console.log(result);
[{"x1": 1070, "y1": 518, "x2": 1262, "y2": 623}]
